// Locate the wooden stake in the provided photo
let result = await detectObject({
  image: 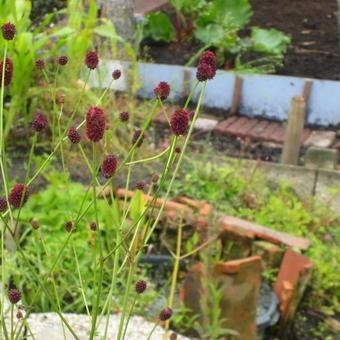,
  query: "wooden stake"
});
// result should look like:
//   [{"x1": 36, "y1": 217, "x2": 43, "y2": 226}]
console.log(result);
[
  {"x1": 230, "y1": 76, "x2": 242, "y2": 115},
  {"x1": 182, "y1": 68, "x2": 191, "y2": 99},
  {"x1": 302, "y1": 79, "x2": 313, "y2": 104},
  {"x1": 281, "y1": 96, "x2": 306, "y2": 165}
]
